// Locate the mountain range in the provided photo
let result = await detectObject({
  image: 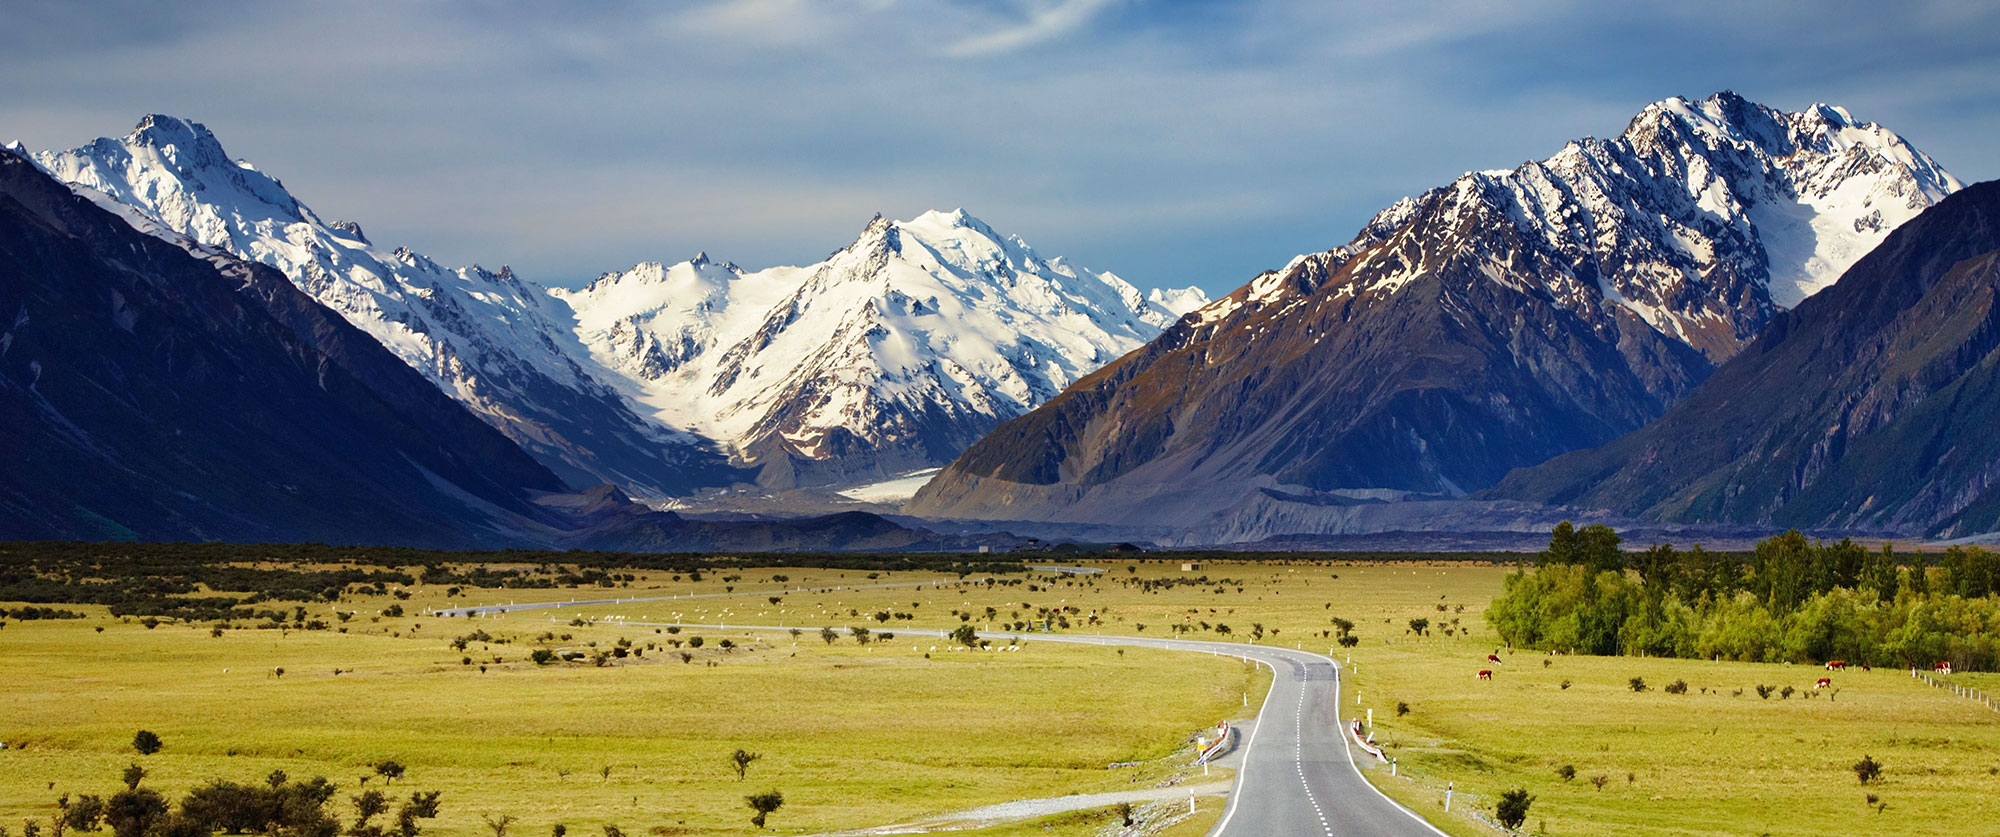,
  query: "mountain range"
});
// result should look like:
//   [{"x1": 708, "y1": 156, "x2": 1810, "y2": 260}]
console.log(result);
[
  {"x1": 32, "y1": 117, "x2": 1202, "y2": 498},
  {"x1": 12, "y1": 92, "x2": 1998, "y2": 548},
  {"x1": 0, "y1": 145, "x2": 564, "y2": 545},
  {"x1": 1491, "y1": 181, "x2": 2000, "y2": 538},
  {"x1": 908, "y1": 92, "x2": 1964, "y2": 535}
]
